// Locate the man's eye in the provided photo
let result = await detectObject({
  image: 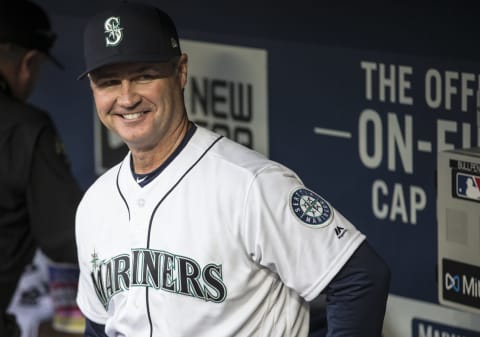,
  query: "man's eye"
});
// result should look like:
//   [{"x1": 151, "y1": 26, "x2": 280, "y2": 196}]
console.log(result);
[
  {"x1": 97, "y1": 79, "x2": 119, "y2": 87},
  {"x1": 136, "y1": 75, "x2": 155, "y2": 82}
]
